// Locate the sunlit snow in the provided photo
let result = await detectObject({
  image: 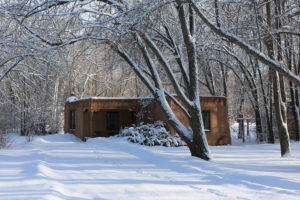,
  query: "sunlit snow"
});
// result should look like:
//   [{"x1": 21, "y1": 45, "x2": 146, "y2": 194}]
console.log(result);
[{"x1": 0, "y1": 133, "x2": 299, "y2": 200}]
